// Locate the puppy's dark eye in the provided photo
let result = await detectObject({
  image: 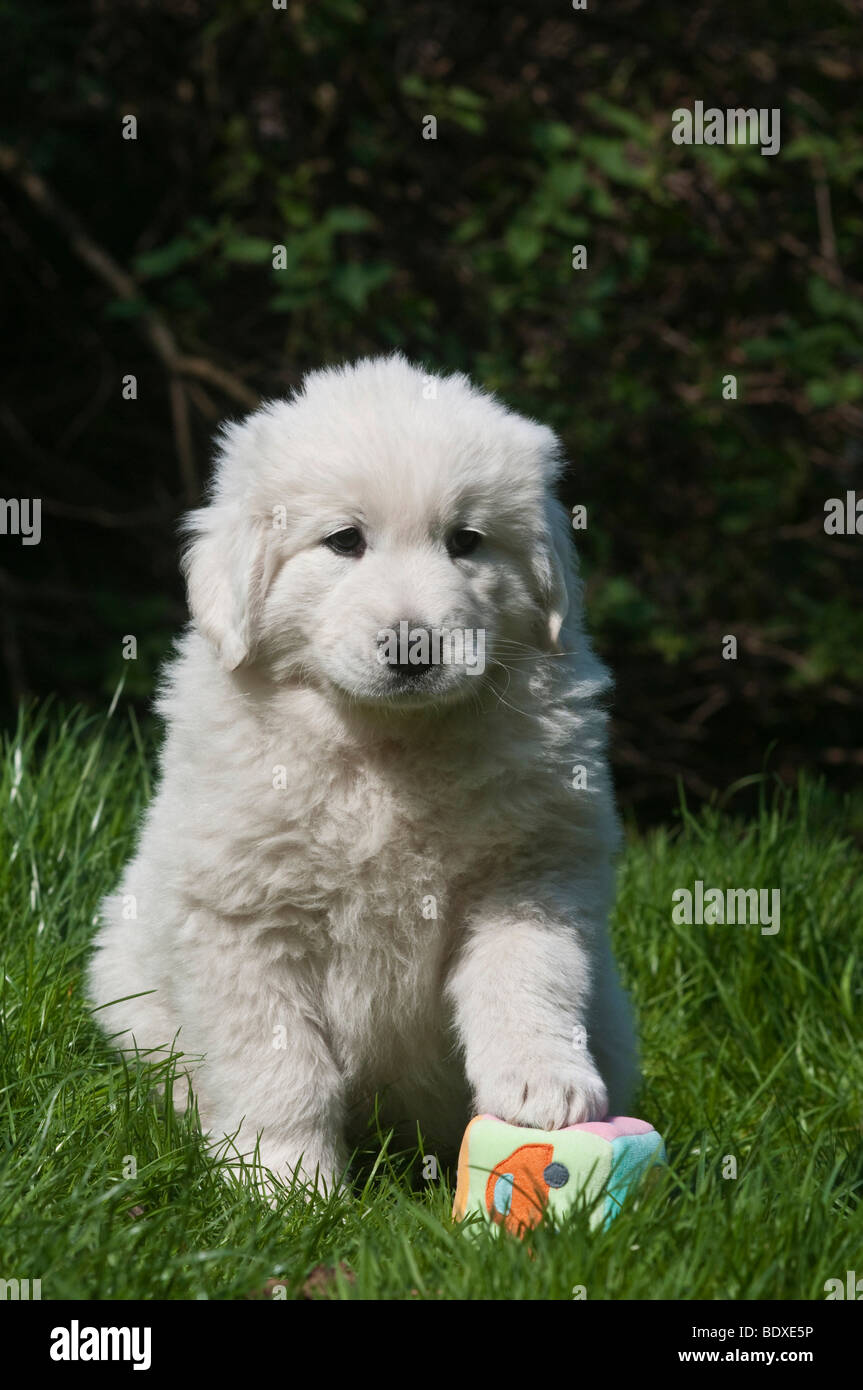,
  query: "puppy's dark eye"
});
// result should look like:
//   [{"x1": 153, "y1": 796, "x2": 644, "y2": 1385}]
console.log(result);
[
  {"x1": 324, "y1": 527, "x2": 365, "y2": 557},
  {"x1": 447, "y1": 528, "x2": 482, "y2": 558}
]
